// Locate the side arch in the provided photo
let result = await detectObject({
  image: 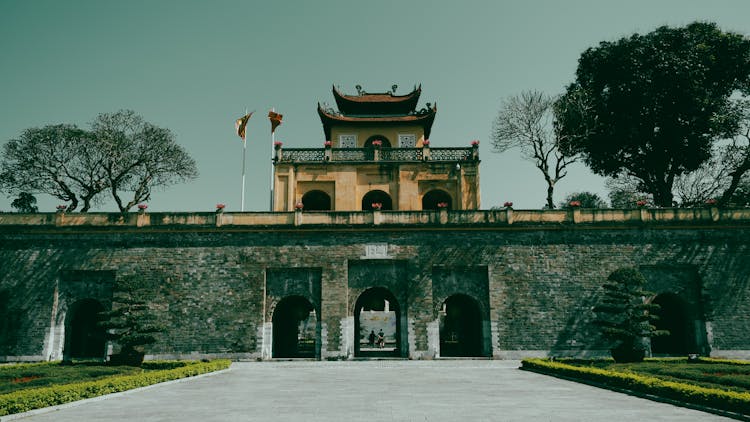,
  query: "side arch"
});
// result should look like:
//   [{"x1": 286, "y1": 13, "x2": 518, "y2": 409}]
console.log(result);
[
  {"x1": 64, "y1": 299, "x2": 106, "y2": 360},
  {"x1": 272, "y1": 295, "x2": 319, "y2": 358},
  {"x1": 651, "y1": 293, "x2": 695, "y2": 356},
  {"x1": 439, "y1": 294, "x2": 484, "y2": 357}
]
